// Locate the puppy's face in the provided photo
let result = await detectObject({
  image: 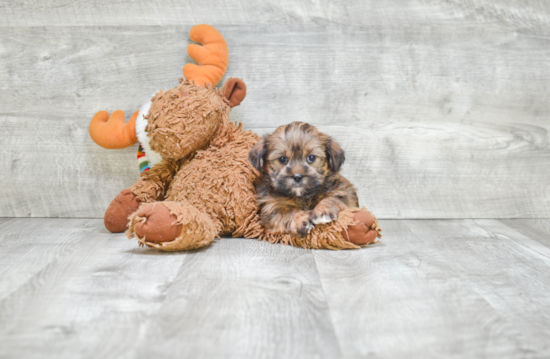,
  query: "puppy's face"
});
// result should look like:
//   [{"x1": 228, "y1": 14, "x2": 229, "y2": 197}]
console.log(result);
[{"x1": 249, "y1": 122, "x2": 345, "y2": 198}]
